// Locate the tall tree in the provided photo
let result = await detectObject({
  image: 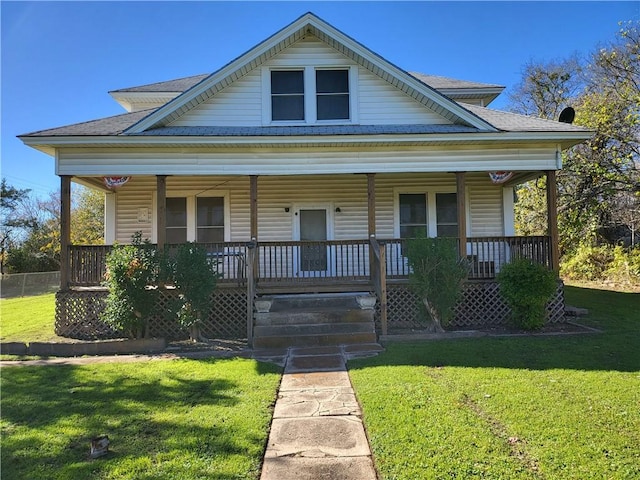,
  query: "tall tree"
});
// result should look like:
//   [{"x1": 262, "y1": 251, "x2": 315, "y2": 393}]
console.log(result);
[
  {"x1": 509, "y1": 21, "x2": 640, "y2": 252},
  {"x1": 0, "y1": 179, "x2": 34, "y2": 273}
]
